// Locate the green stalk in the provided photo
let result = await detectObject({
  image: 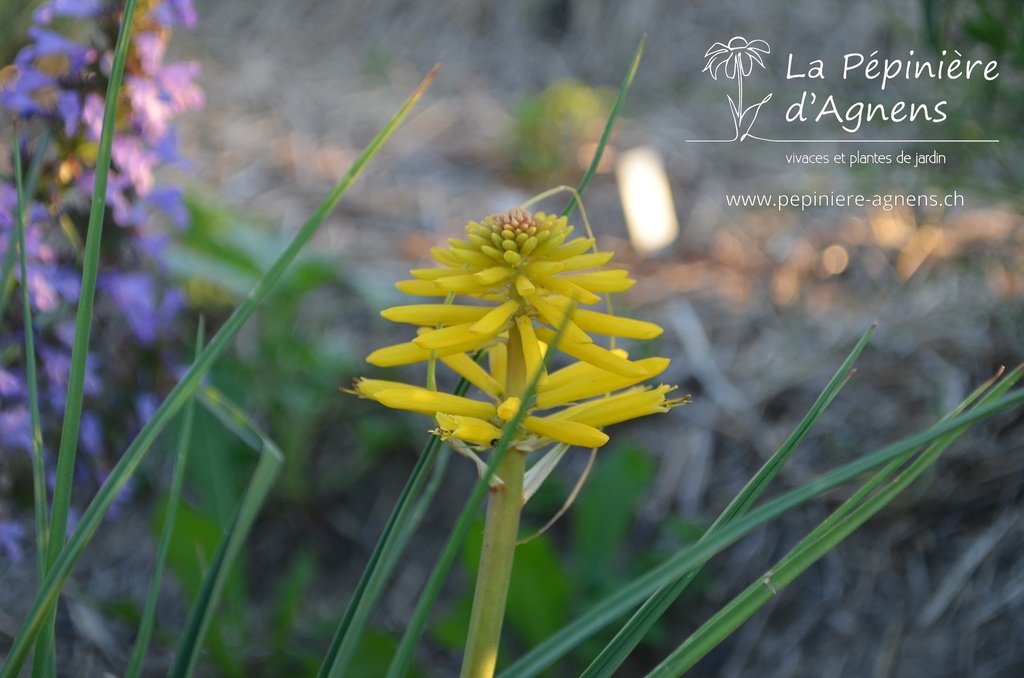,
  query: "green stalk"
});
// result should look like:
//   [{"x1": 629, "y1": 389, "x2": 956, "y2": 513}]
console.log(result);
[
  {"x1": 461, "y1": 320, "x2": 529, "y2": 678},
  {"x1": 12, "y1": 127, "x2": 49, "y2": 580},
  {"x1": 462, "y1": 449, "x2": 526, "y2": 678}
]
